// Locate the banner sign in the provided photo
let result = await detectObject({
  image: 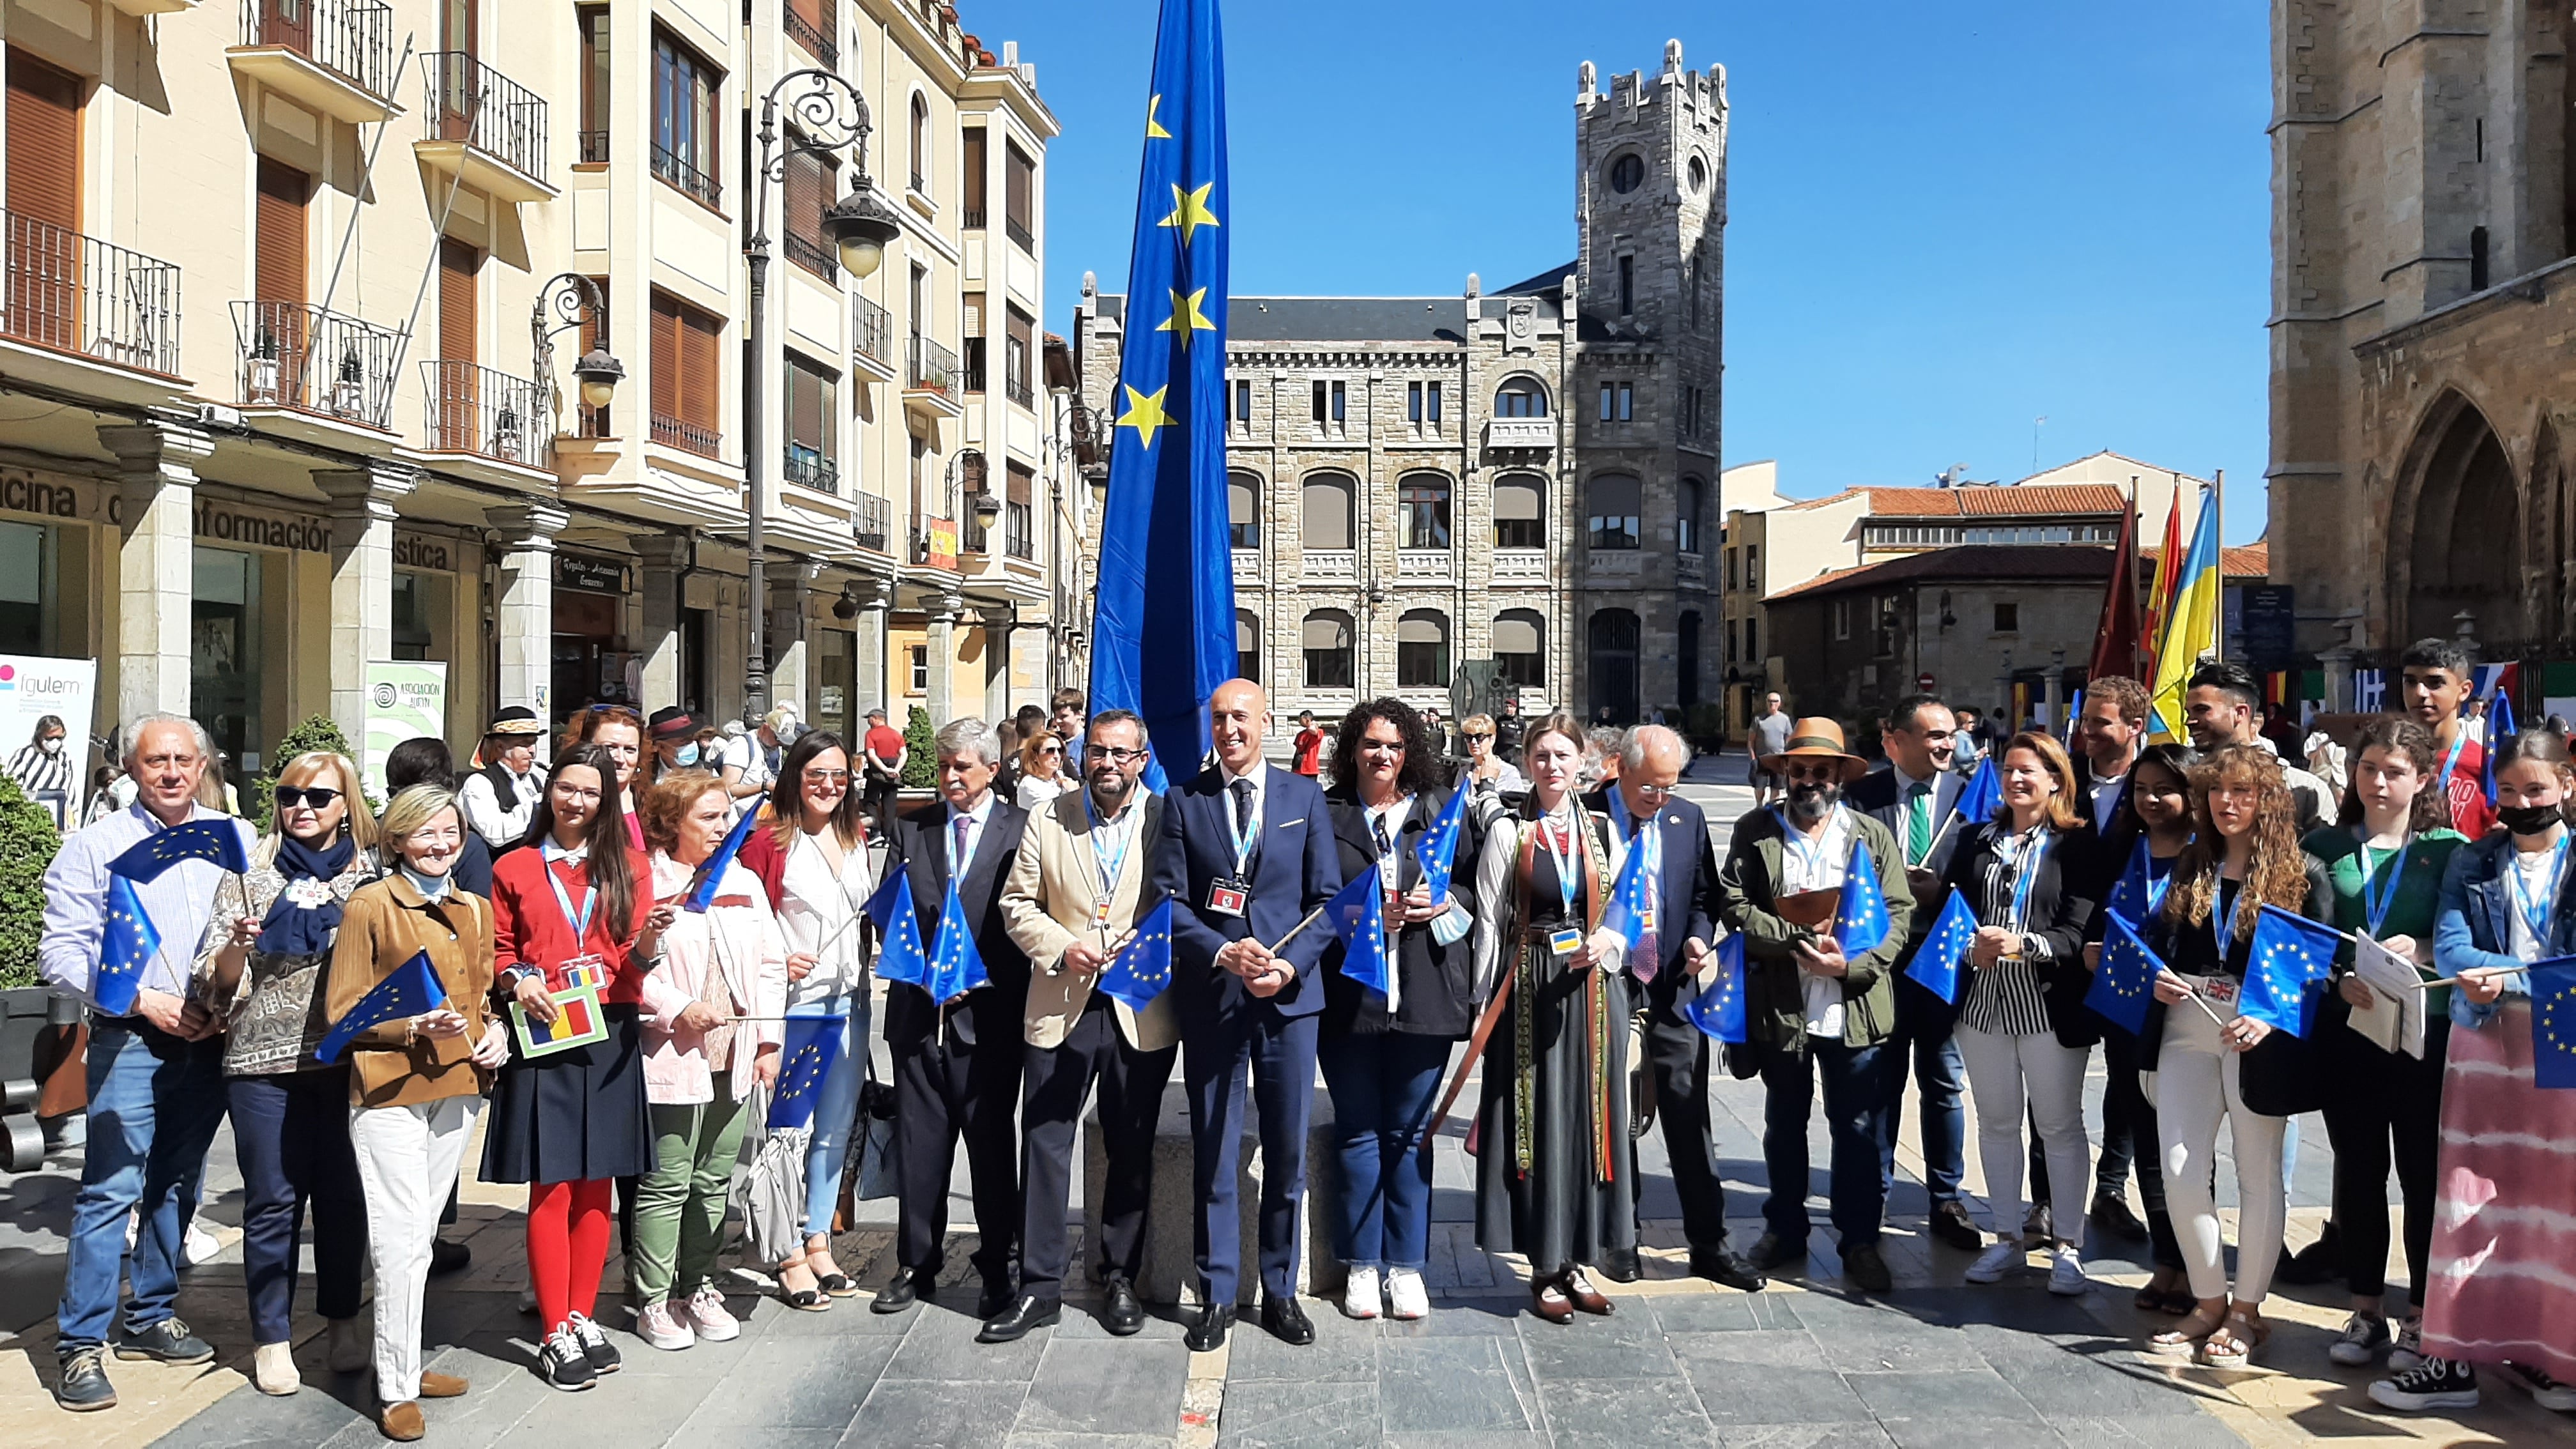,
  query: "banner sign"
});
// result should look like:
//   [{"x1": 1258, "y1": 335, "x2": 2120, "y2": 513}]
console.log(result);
[
  {"x1": 0, "y1": 652, "x2": 98, "y2": 828},
  {"x1": 362, "y1": 661, "x2": 447, "y2": 797}
]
